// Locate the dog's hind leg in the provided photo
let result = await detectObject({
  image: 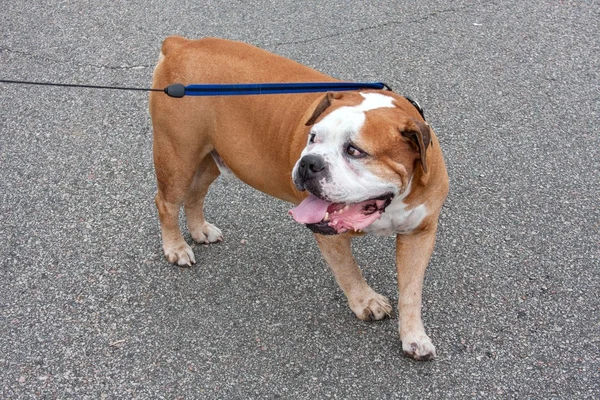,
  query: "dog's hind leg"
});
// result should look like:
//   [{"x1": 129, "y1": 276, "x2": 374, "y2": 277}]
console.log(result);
[
  {"x1": 155, "y1": 183, "x2": 195, "y2": 266},
  {"x1": 314, "y1": 233, "x2": 392, "y2": 321},
  {"x1": 184, "y1": 155, "x2": 223, "y2": 244},
  {"x1": 153, "y1": 124, "x2": 213, "y2": 266},
  {"x1": 154, "y1": 154, "x2": 196, "y2": 266}
]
